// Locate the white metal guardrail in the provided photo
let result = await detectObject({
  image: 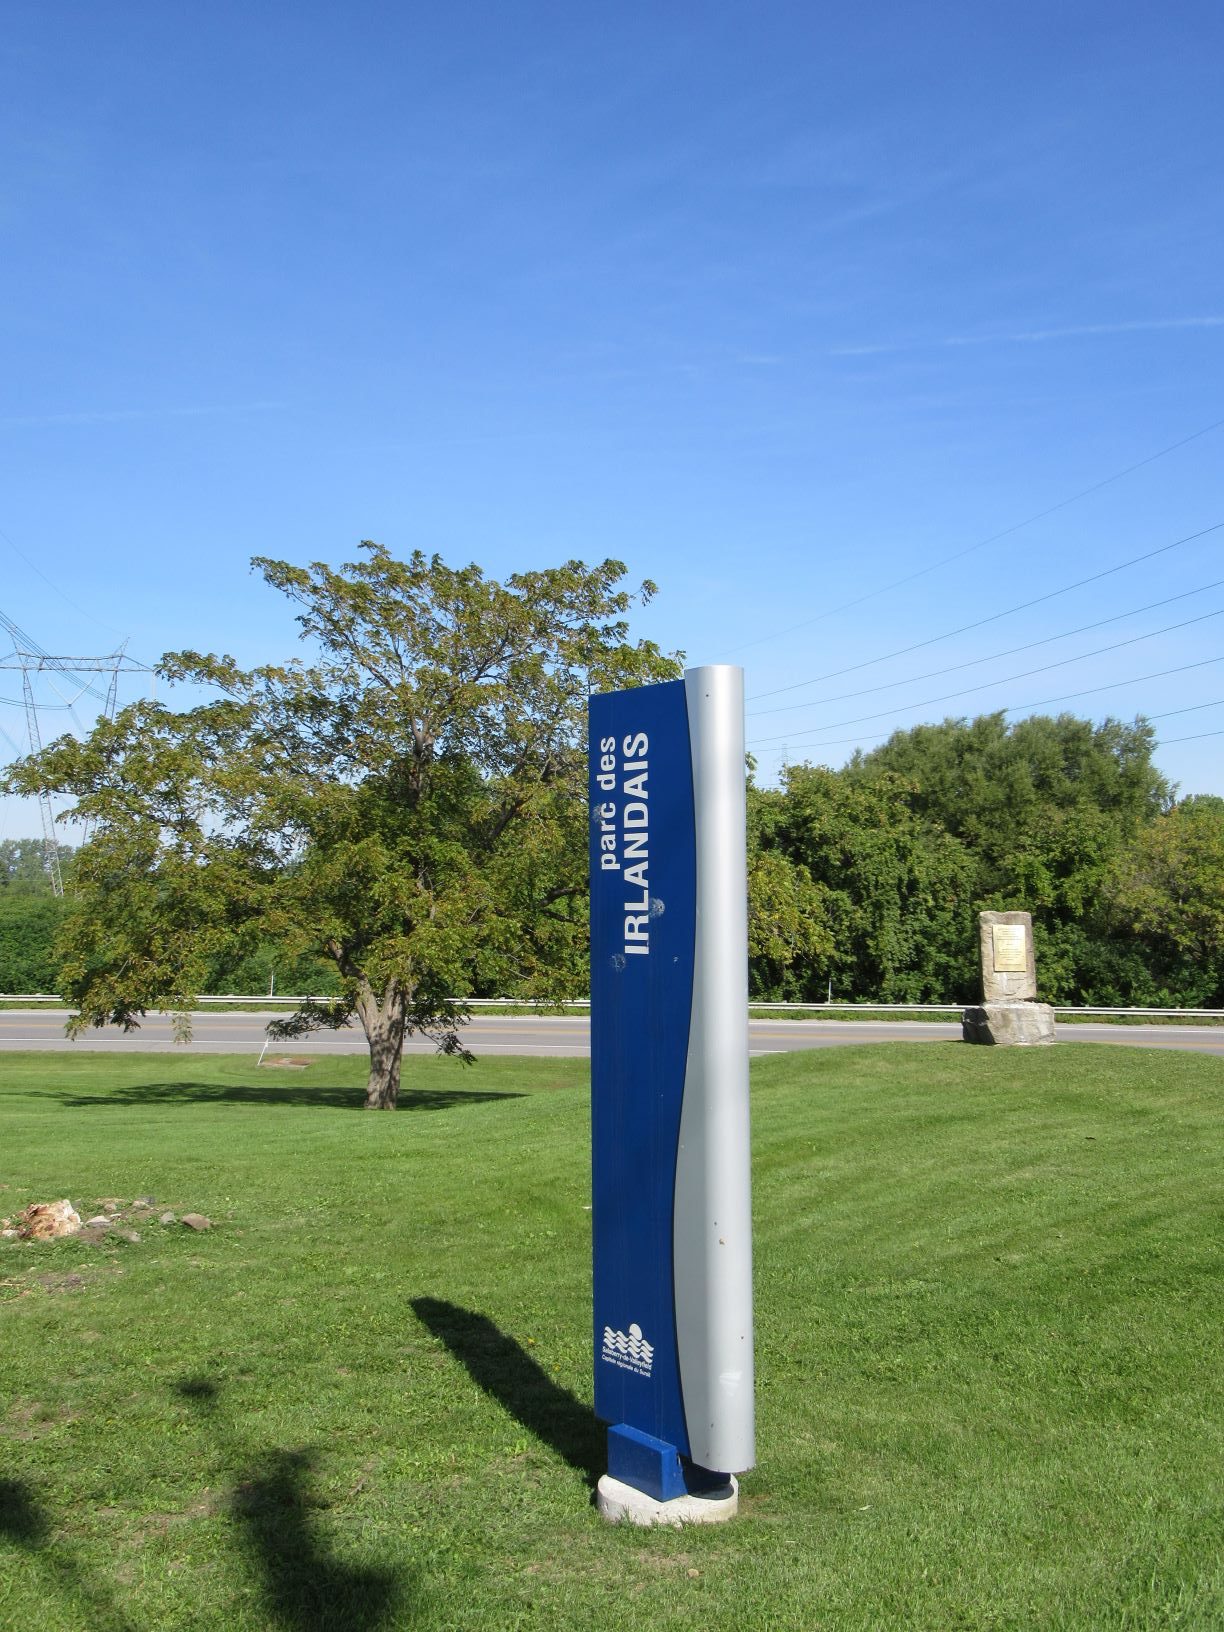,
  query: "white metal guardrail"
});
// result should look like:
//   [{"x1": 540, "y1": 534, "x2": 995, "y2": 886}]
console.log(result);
[{"x1": 3, "y1": 994, "x2": 1222, "y2": 1018}]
